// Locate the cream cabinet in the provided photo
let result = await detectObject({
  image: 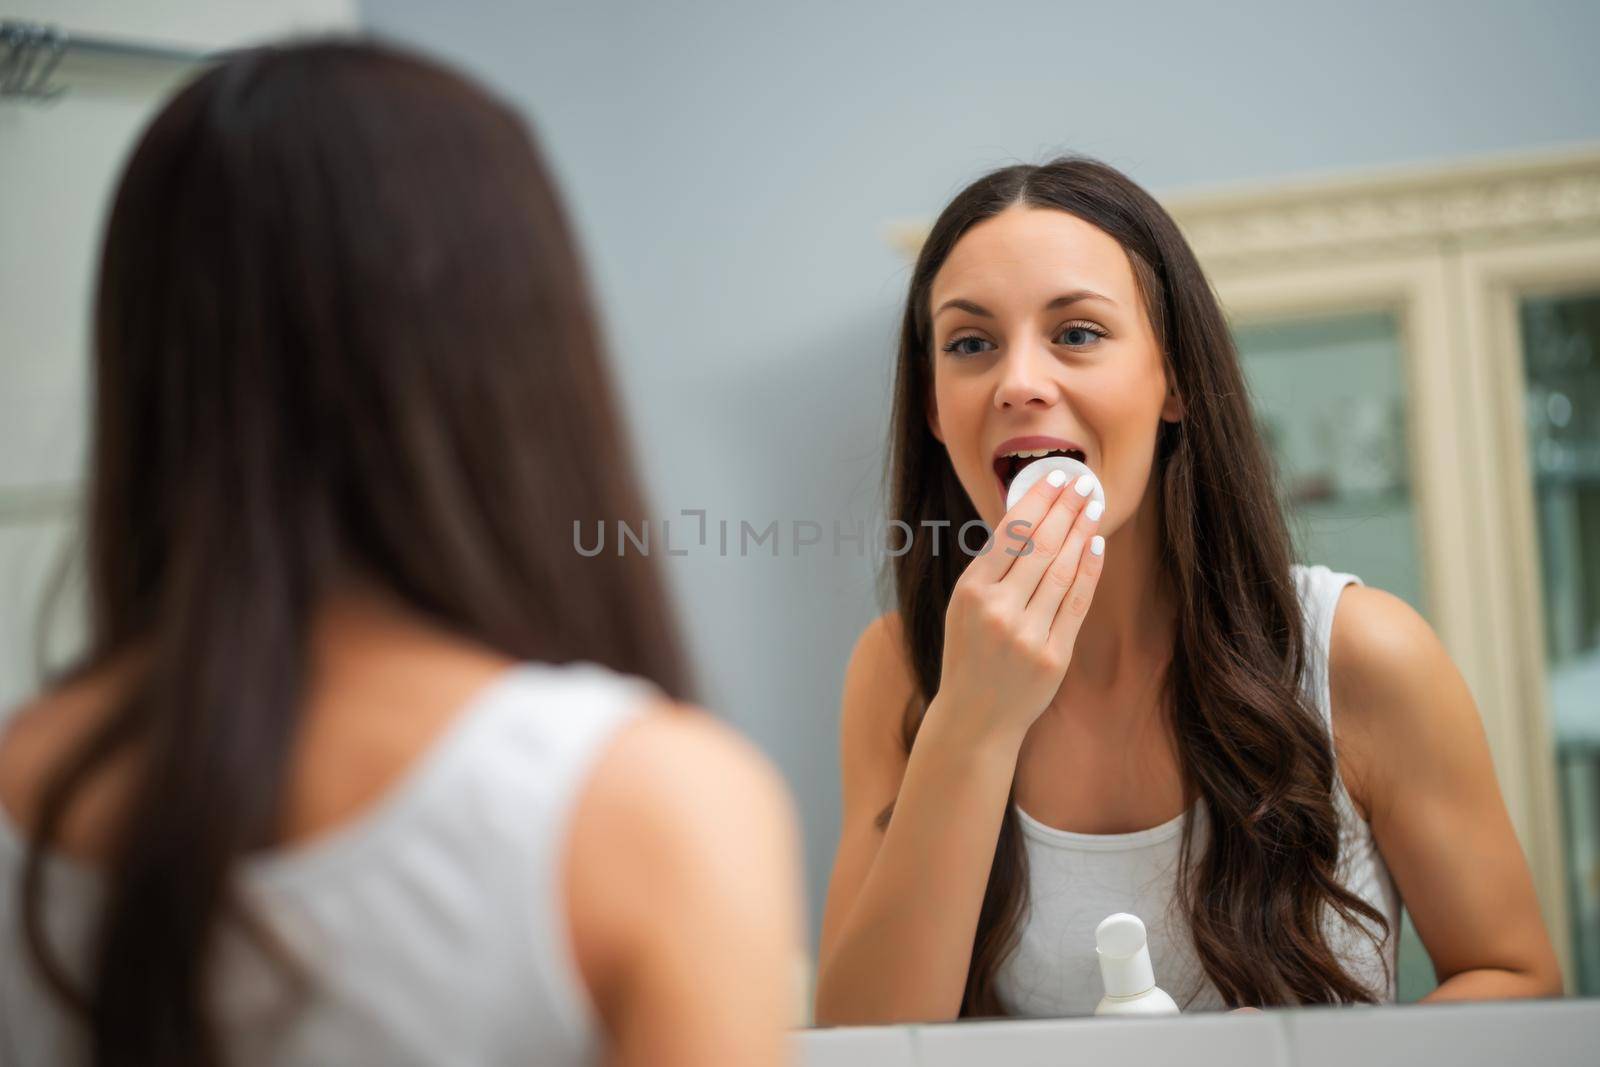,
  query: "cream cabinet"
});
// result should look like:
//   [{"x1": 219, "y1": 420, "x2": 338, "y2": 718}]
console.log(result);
[{"x1": 1167, "y1": 147, "x2": 1600, "y2": 993}]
